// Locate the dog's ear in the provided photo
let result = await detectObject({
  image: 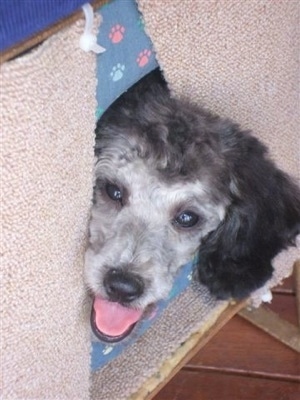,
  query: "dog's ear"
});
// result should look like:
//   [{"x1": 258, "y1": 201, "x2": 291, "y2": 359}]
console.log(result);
[{"x1": 196, "y1": 133, "x2": 300, "y2": 300}]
